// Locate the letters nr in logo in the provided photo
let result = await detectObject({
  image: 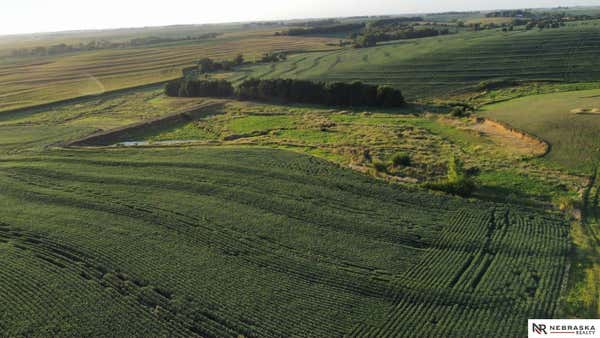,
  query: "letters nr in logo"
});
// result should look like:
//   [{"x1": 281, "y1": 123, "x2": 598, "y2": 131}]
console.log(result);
[{"x1": 533, "y1": 323, "x2": 548, "y2": 335}]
